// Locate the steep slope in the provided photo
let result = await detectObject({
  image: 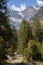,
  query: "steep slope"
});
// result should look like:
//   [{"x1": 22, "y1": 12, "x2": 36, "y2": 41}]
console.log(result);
[
  {"x1": 32, "y1": 6, "x2": 43, "y2": 19},
  {"x1": 32, "y1": 6, "x2": 43, "y2": 26},
  {"x1": 21, "y1": 6, "x2": 37, "y2": 21}
]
